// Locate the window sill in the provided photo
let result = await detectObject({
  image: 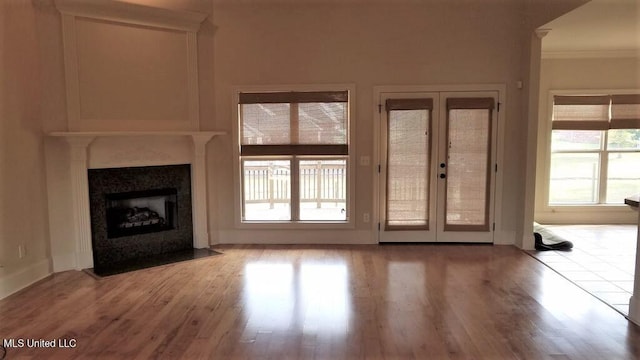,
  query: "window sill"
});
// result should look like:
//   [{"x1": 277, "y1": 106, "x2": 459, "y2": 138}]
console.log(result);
[
  {"x1": 237, "y1": 220, "x2": 355, "y2": 230},
  {"x1": 536, "y1": 205, "x2": 638, "y2": 224},
  {"x1": 546, "y1": 204, "x2": 635, "y2": 210}
]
